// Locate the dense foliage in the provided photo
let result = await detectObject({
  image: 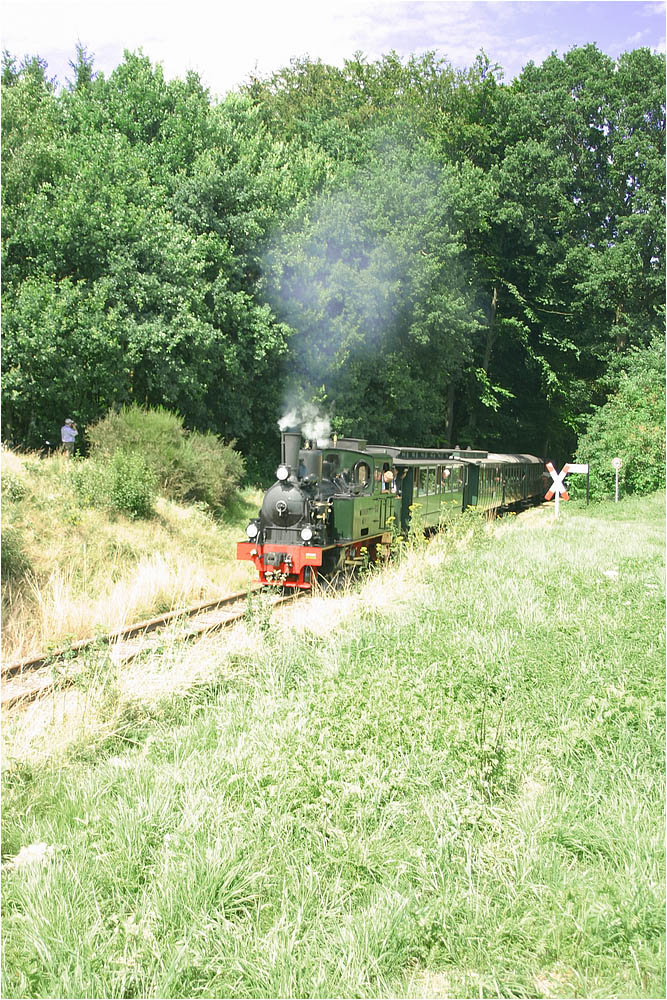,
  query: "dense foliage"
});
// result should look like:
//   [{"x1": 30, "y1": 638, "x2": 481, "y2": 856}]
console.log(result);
[
  {"x1": 573, "y1": 335, "x2": 666, "y2": 501},
  {"x1": 2, "y1": 44, "x2": 665, "y2": 479}
]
